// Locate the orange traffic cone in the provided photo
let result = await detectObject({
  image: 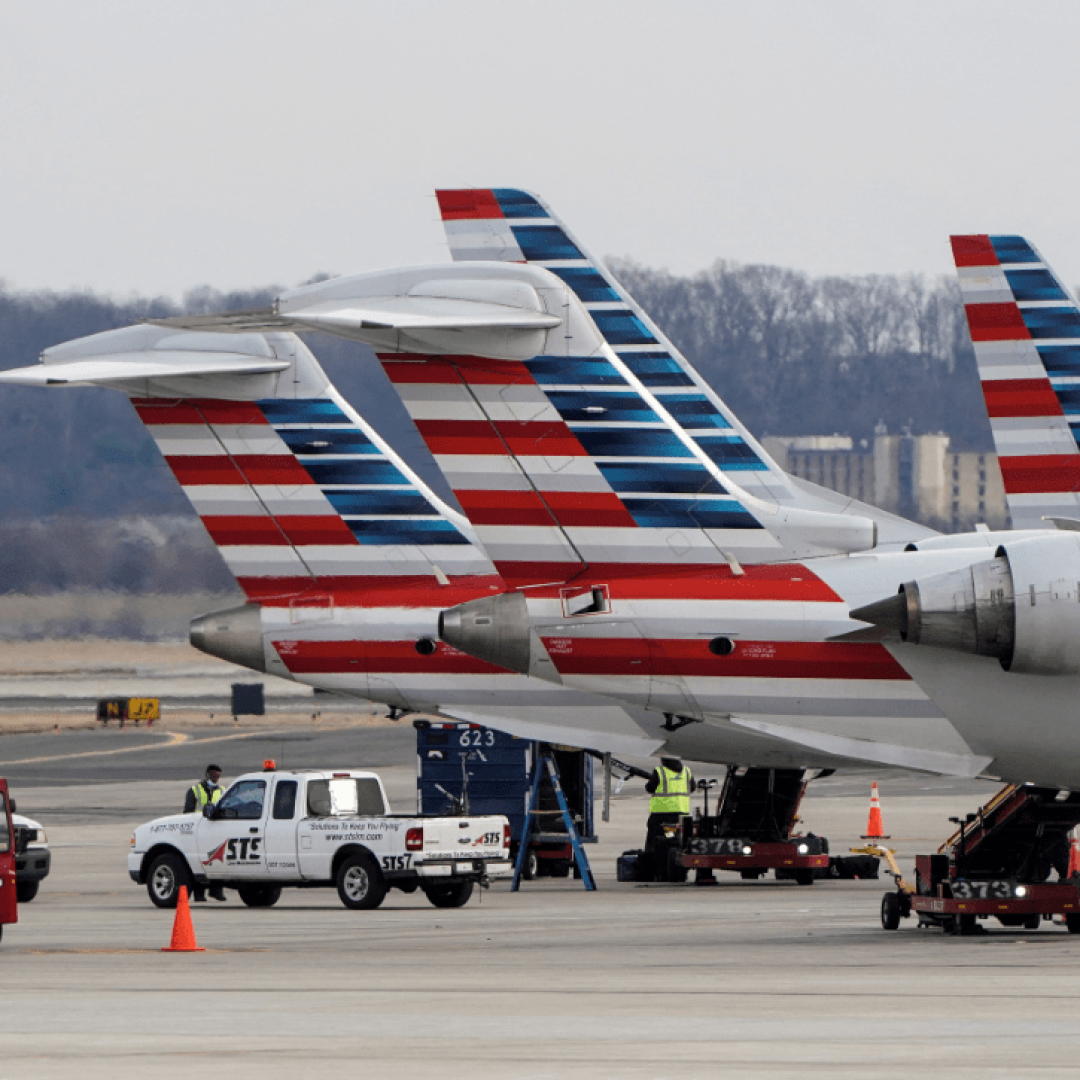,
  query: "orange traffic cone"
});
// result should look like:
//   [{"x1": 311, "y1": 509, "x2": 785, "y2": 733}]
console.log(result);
[
  {"x1": 161, "y1": 886, "x2": 205, "y2": 952},
  {"x1": 1068, "y1": 837, "x2": 1080, "y2": 878},
  {"x1": 862, "y1": 782, "x2": 889, "y2": 840}
]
